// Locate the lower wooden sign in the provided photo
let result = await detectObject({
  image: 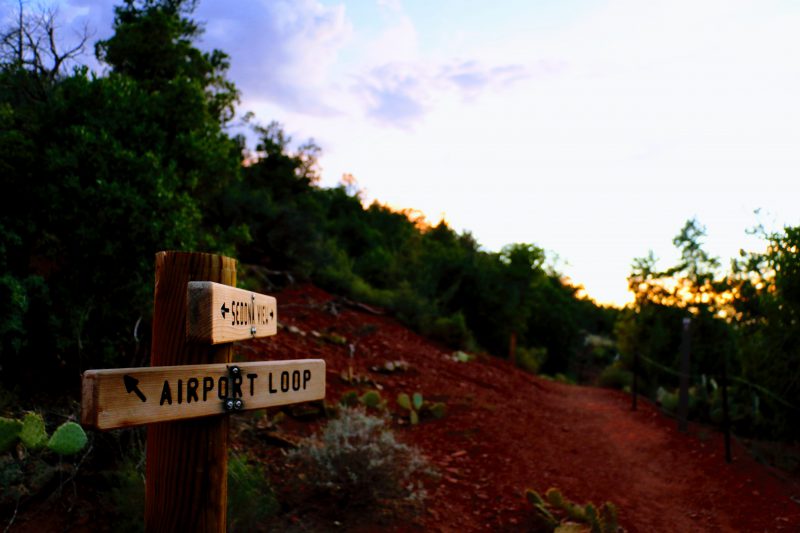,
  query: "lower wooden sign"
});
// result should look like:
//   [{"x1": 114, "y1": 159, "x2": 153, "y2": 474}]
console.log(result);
[{"x1": 81, "y1": 359, "x2": 325, "y2": 430}]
